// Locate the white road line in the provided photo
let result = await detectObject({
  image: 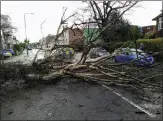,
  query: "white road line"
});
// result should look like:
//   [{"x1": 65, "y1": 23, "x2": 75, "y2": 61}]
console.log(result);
[{"x1": 102, "y1": 84, "x2": 156, "y2": 118}]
